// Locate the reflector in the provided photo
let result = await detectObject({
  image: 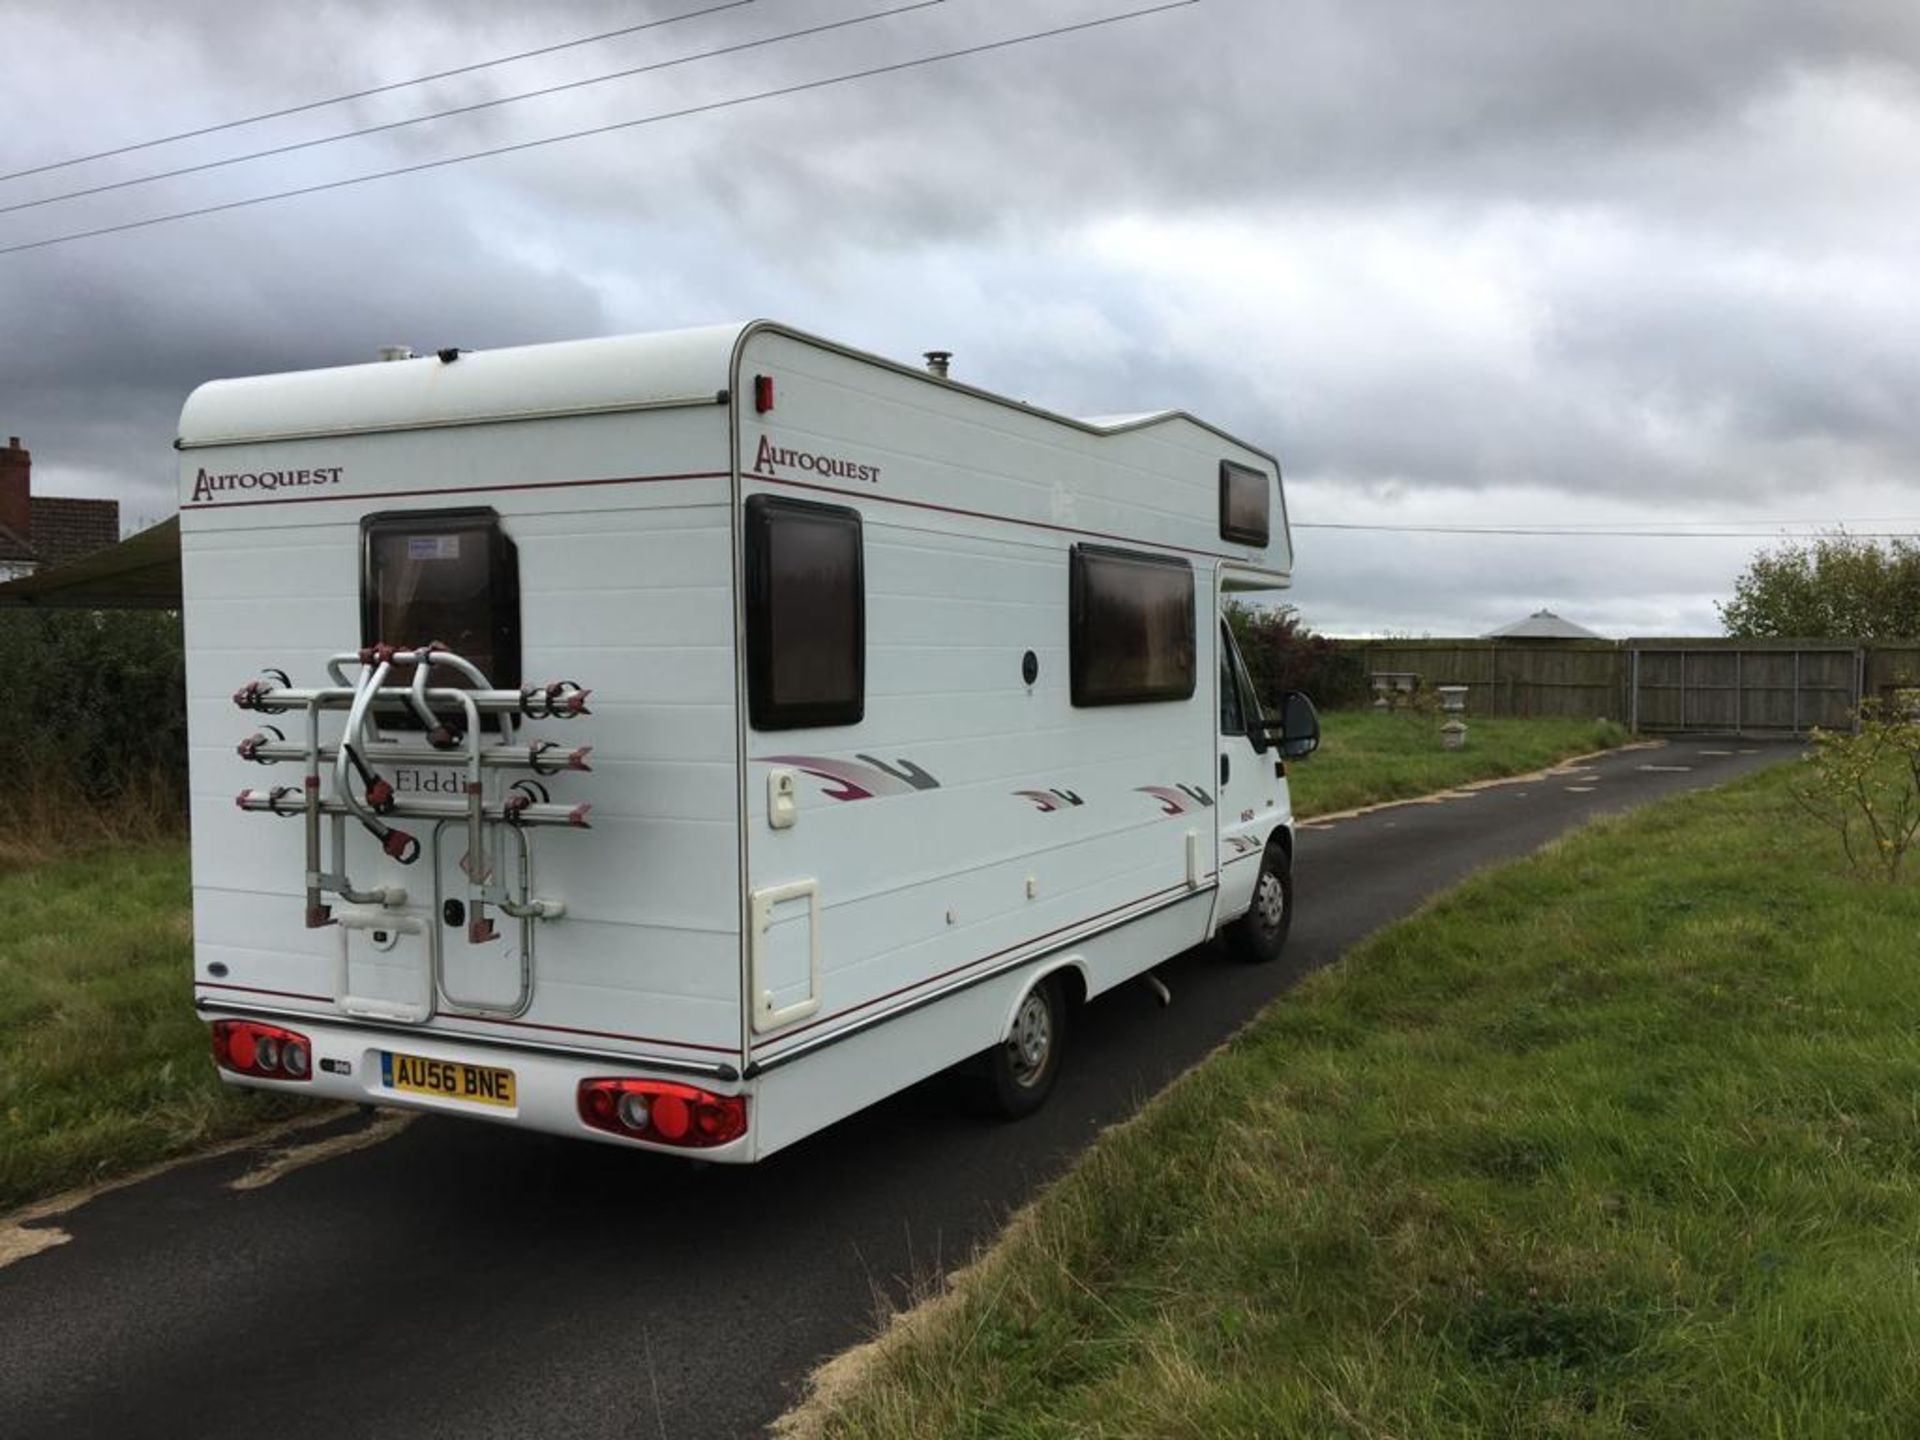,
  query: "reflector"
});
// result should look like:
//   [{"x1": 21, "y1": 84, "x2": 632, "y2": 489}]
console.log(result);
[
  {"x1": 227, "y1": 1027, "x2": 257, "y2": 1070},
  {"x1": 650, "y1": 1094, "x2": 691, "y2": 1141}
]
